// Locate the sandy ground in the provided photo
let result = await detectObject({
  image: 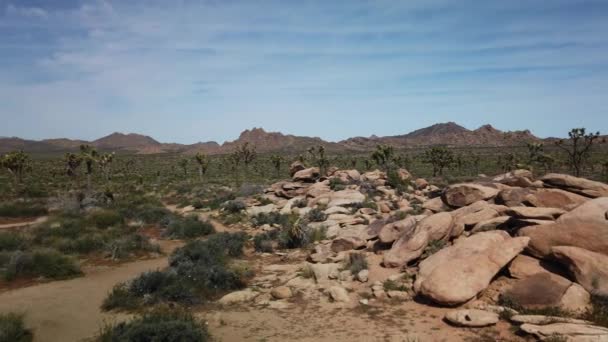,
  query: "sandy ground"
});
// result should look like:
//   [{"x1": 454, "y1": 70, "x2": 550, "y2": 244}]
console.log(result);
[{"x1": 0, "y1": 216, "x2": 48, "y2": 230}]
